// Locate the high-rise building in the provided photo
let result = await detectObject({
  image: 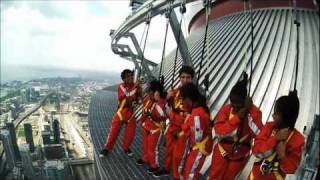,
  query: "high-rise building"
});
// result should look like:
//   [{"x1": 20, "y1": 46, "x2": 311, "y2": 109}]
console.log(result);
[
  {"x1": 52, "y1": 119, "x2": 60, "y2": 144},
  {"x1": 24, "y1": 123, "x2": 35, "y2": 152},
  {"x1": 0, "y1": 130, "x2": 16, "y2": 169},
  {"x1": 42, "y1": 131, "x2": 51, "y2": 145},
  {"x1": 19, "y1": 144, "x2": 36, "y2": 180},
  {"x1": 43, "y1": 144, "x2": 65, "y2": 160},
  {"x1": 45, "y1": 161, "x2": 66, "y2": 180},
  {"x1": 6, "y1": 122, "x2": 21, "y2": 161}
]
